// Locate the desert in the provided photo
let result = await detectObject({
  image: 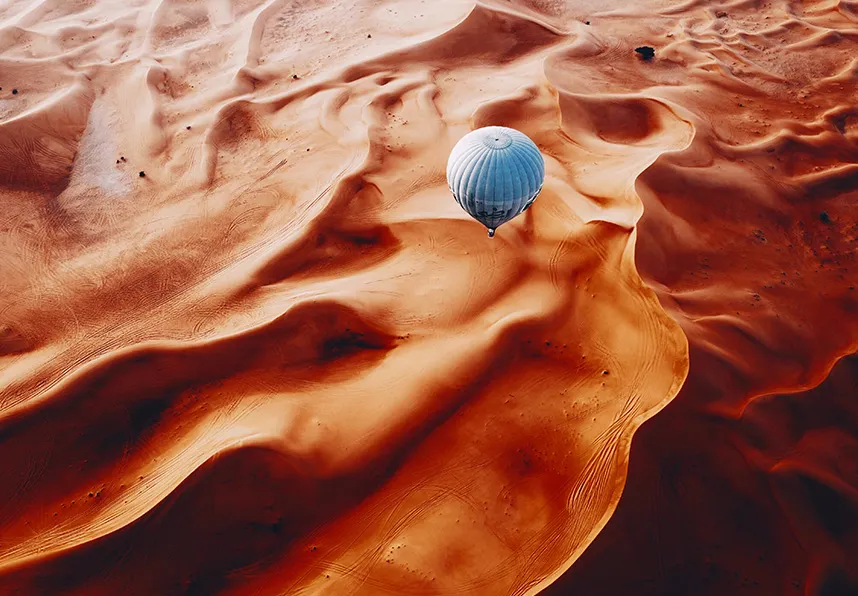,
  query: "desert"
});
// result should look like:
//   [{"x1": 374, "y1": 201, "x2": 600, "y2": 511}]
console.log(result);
[{"x1": 0, "y1": 0, "x2": 857, "y2": 594}]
